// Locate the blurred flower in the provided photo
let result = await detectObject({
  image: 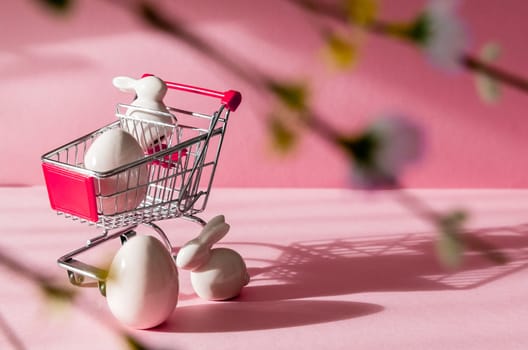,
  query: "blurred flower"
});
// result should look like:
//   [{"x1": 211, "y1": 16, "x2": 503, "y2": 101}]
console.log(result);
[
  {"x1": 344, "y1": 0, "x2": 378, "y2": 26},
  {"x1": 268, "y1": 81, "x2": 309, "y2": 111},
  {"x1": 322, "y1": 32, "x2": 359, "y2": 70},
  {"x1": 268, "y1": 113, "x2": 298, "y2": 153},
  {"x1": 475, "y1": 42, "x2": 502, "y2": 103},
  {"x1": 343, "y1": 116, "x2": 424, "y2": 189},
  {"x1": 410, "y1": 0, "x2": 469, "y2": 71}
]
